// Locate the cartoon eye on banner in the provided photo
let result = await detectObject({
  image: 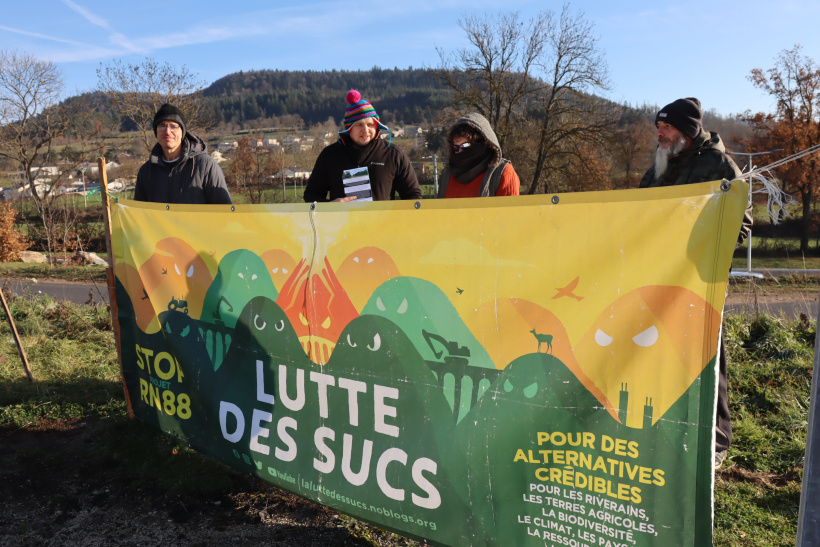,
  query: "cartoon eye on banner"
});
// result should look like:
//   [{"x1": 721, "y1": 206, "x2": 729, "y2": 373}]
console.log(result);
[{"x1": 111, "y1": 180, "x2": 748, "y2": 547}]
